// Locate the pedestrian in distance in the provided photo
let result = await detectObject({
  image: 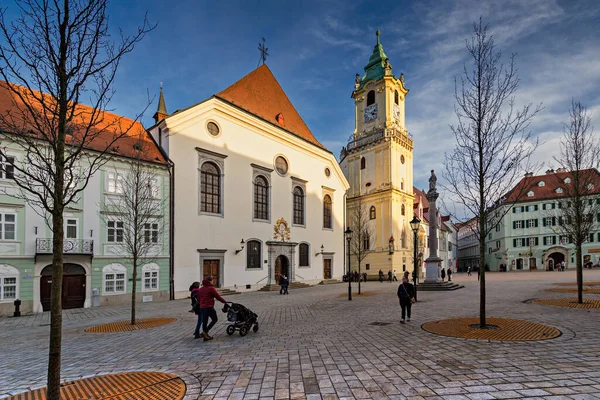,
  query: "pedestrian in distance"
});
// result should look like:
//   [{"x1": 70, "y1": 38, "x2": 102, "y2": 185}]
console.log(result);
[
  {"x1": 363, "y1": 272, "x2": 368, "y2": 282},
  {"x1": 393, "y1": 270, "x2": 398, "y2": 282},
  {"x1": 447, "y1": 267, "x2": 452, "y2": 282},
  {"x1": 441, "y1": 268, "x2": 446, "y2": 281},
  {"x1": 379, "y1": 269, "x2": 384, "y2": 283},
  {"x1": 354, "y1": 271, "x2": 359, "y2": 282},
  {"x1": 197, "y1": 276, "x2": 227, "y2": 341},
  {"x1": 283, "y1": 275, "x2": 289, "y2": 295},
  {"x1": 388, "y1": 270, "x2": 393, "y2": 283},
  {"x1": 561, "y1": 261, "x2": 566, "y2": 271},
  {"x1": 397, "y1": 277, "x2": 415, "y2": 323},
  {"x1": 467, "y1": 266, "x2": 472, "y2": 276},
  {"x1": 189, "y1": 281, "x2": 204, "y2": 339}
]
